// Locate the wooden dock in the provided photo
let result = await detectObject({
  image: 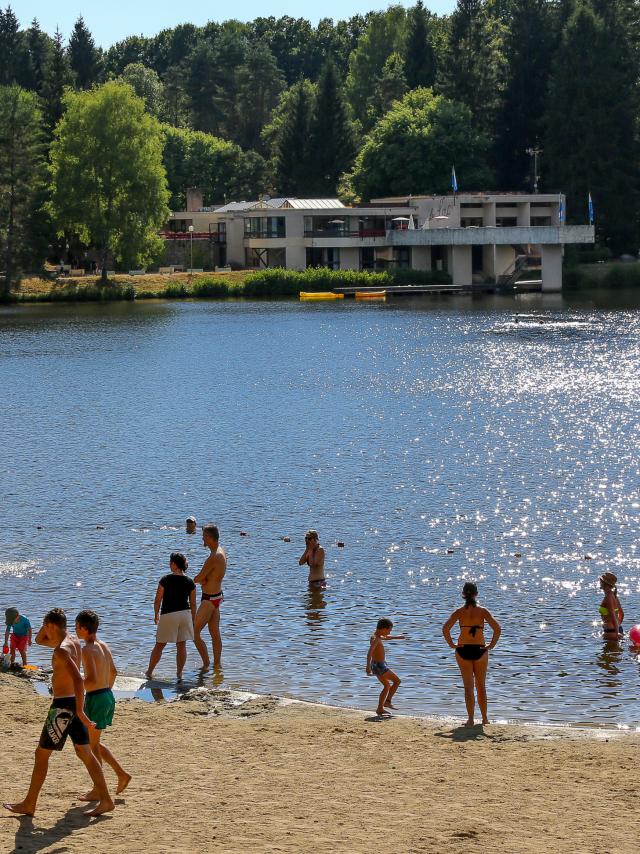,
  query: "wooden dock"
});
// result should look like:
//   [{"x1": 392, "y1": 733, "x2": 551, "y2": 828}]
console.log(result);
[{"x1": 333, "y1": 283, "x2": 469, "y2": 297}]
